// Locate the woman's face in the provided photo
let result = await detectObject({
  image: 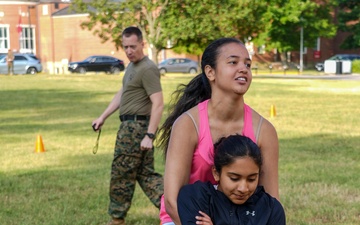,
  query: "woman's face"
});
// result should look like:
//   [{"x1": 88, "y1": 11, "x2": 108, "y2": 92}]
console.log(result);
[
  {"x1": 206, "y1": 42, "x2": 252, "y2": 96},
  {"x1": 213, "y1": 156, "x2": 259, "y2": 205}
]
